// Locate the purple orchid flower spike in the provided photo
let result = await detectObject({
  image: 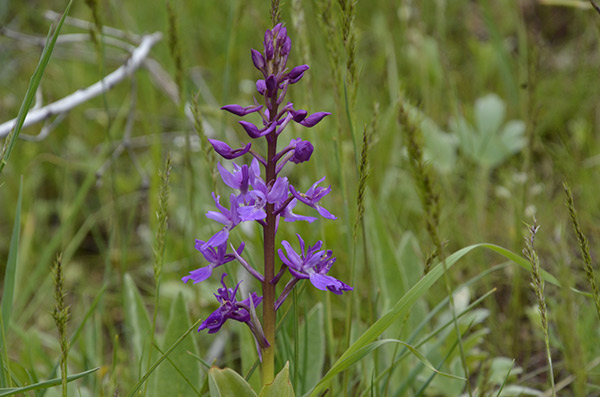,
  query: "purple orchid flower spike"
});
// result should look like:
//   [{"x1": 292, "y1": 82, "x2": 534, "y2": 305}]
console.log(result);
[
  {"x1": 289, "y1": 177, "x2": 336, "y2": 219},
  {"x1": 204, "y1": 193, "x2": 242, "y2": 248},
  {"x1": 182, "y1": 241, "x2": 245, "y2": 284},
  {"x1": 278, "y1": 234, "x2": 352, "y2": 295},
  {"x1": 209, "y1": 139, "x2": 251, "y2": 160},
  {"x1": 198, "y1": 273, "x2": 263, "y2": 333},
  {"x1": 183, "y1": 23, "x2": 343, "y2": 379}
]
